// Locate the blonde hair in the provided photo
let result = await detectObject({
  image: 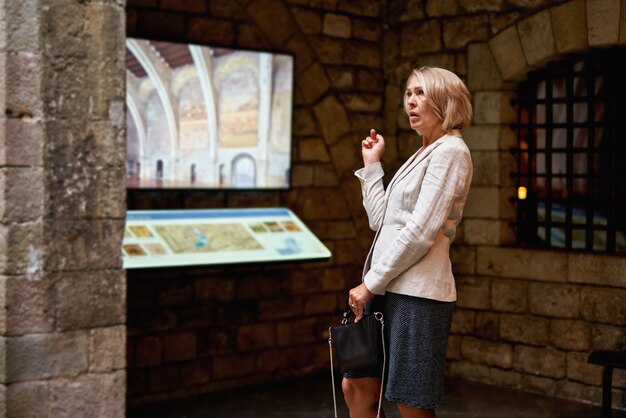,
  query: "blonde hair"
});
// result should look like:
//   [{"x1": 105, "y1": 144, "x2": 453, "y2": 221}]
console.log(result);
[{"x1": 404, "y1": 66, "x2": 473, "y2": 134}]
